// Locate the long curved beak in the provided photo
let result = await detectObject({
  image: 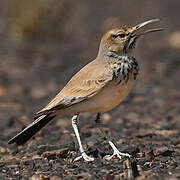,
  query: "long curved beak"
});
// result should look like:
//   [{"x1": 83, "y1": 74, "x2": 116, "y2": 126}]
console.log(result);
[
  {"x1": 131, "y1": 19, "x2": 164, "y2": 37},
  {"x1": 125, "y1": 19, "x2": 163, "y2": 51},
  {"x1": 135, "y1": 19, "x2": 160, "y2": 30}
]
